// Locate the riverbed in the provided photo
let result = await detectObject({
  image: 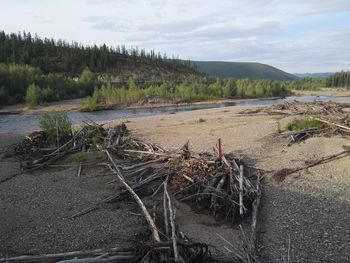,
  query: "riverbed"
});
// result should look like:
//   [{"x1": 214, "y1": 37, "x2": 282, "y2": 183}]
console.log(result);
[{"x1": 0, "y1": 95, "x2": 349, "y2": 133}]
